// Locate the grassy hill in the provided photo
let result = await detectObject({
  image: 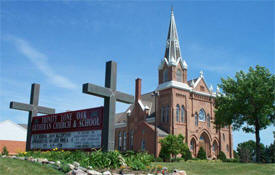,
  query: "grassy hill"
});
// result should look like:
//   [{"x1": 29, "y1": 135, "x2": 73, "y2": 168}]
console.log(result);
[
  {"x1": 0, "y1": 158, "x2": 64, "y2": 175},
  {"x1": 152, "y1": 160, "x2": 275, "y2": 175},
  {"x1": 1, "y1": 157, "x2": 274, "y2": 175}
]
